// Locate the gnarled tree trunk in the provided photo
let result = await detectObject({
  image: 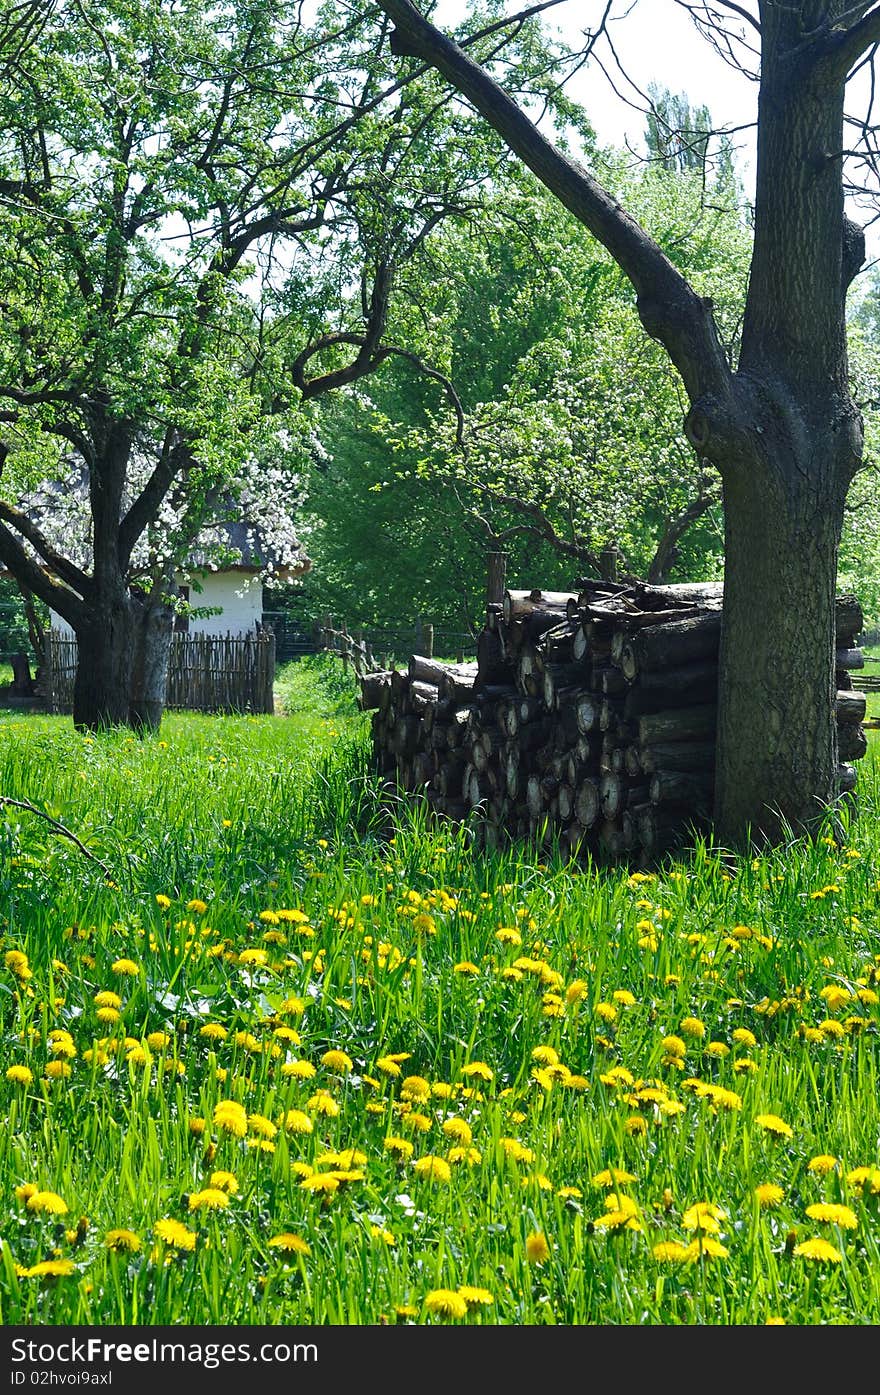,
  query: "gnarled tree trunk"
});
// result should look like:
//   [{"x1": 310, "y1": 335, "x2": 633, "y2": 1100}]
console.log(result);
[
  {"x1": 73, "y1": 594, "x2": 137, "y2": 730},
  {"x1": 129, "y1": 596, "x2": 174, "y2": 731}
]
